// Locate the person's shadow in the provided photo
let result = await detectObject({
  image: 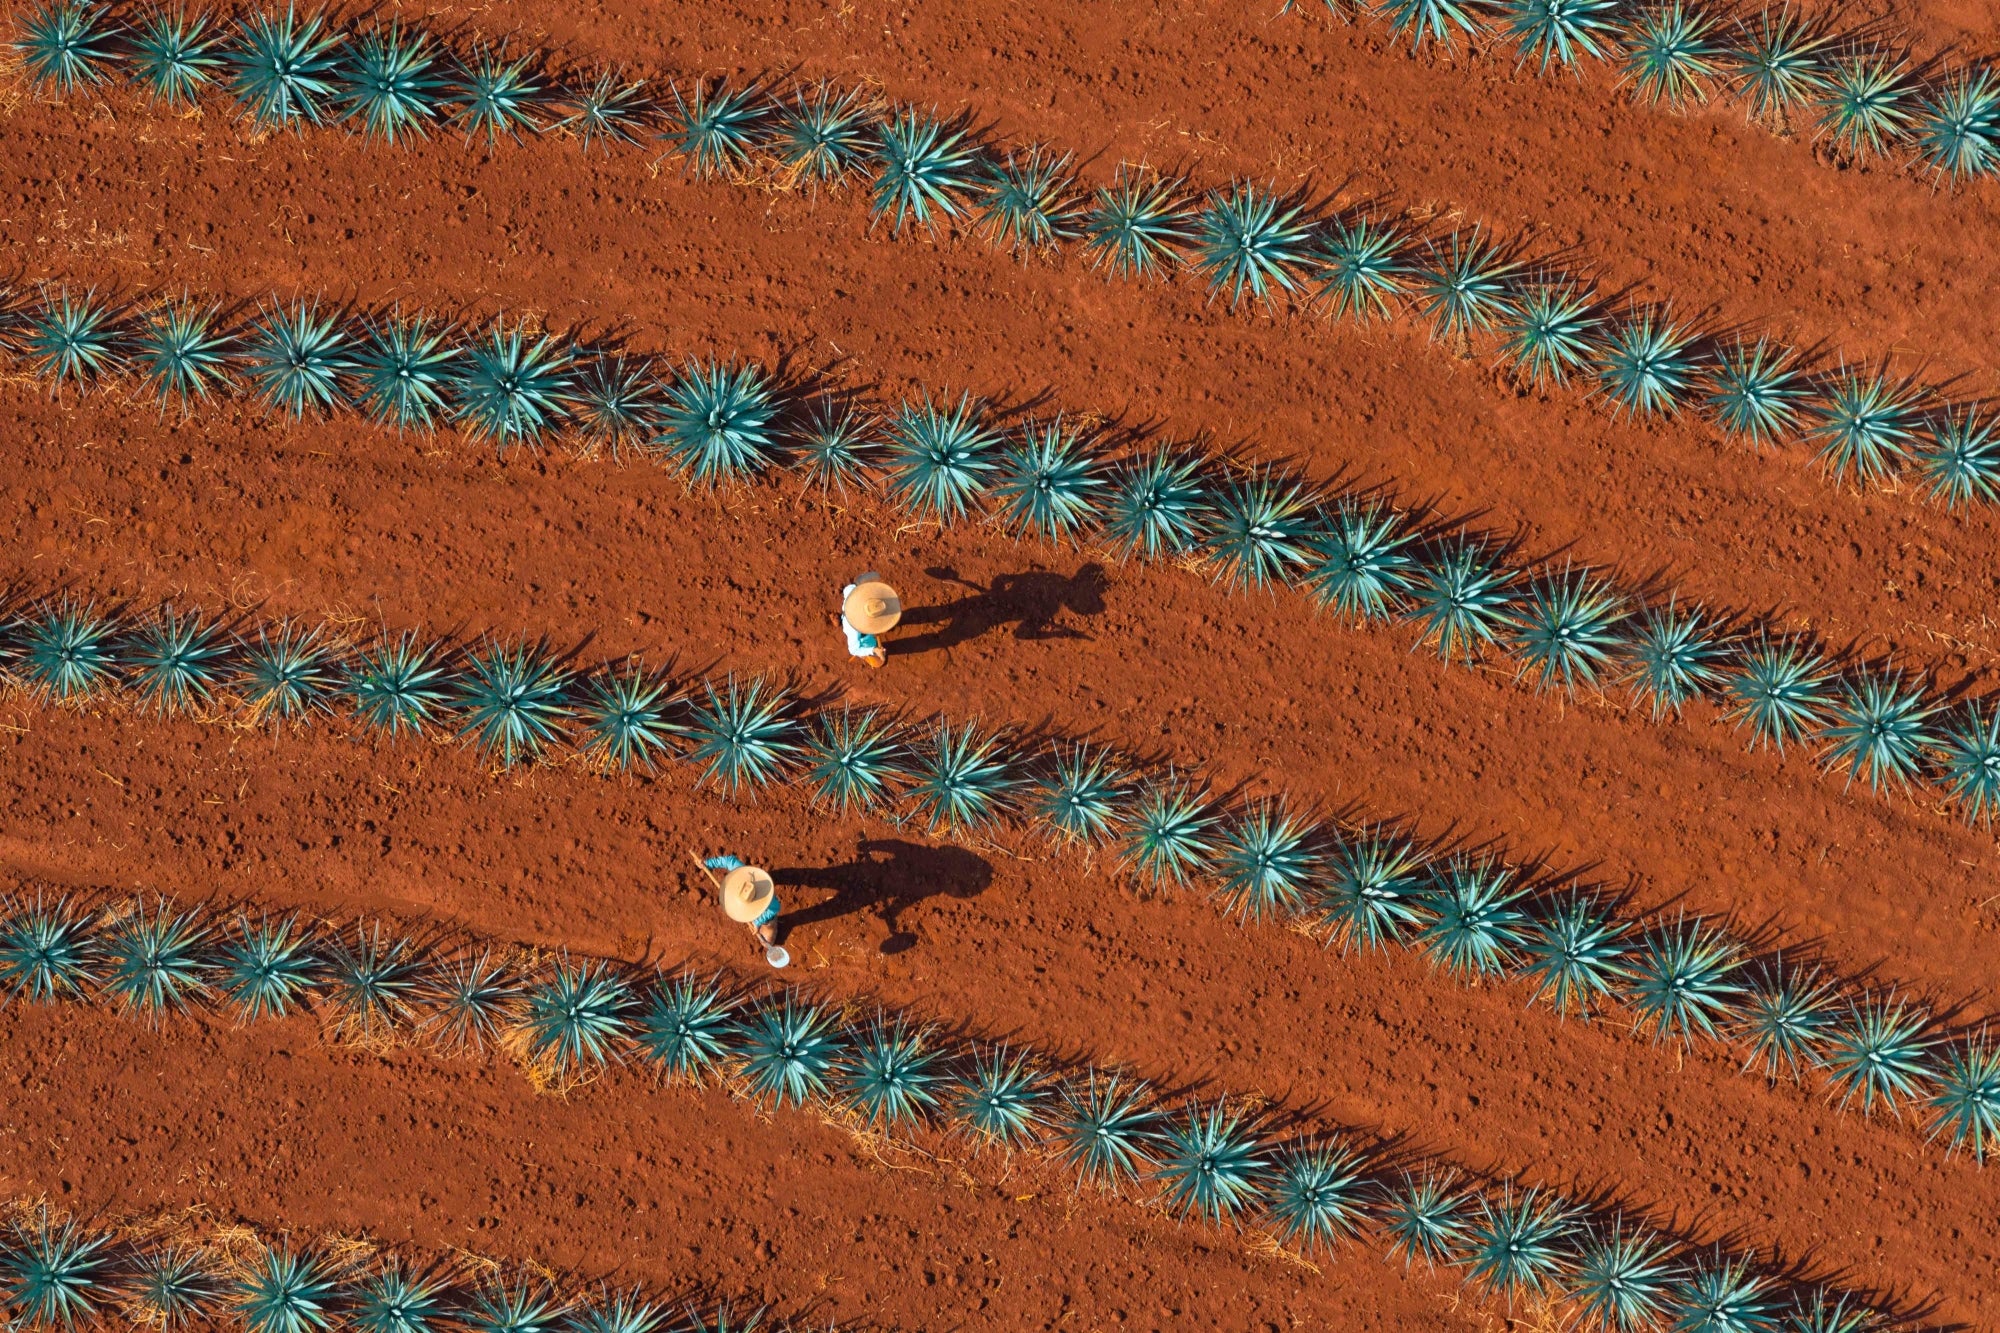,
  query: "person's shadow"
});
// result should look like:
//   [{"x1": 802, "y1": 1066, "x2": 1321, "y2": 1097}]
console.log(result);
[
  {"x1": 774, "y1": 839, "x2": 994, "y2": 955},
  {"x1": 890, "y1": 564, "x2": 1107, "y2": 655}
]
